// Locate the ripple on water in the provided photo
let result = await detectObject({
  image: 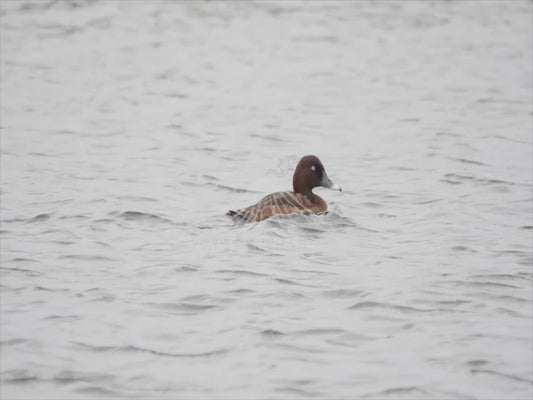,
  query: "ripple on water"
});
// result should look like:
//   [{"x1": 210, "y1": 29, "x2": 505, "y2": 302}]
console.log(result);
[
  {"x1": 115, "y1": 195, "x2": 158, "y2": 202},
  {"x1": 443, "y1": 173, "x2": 530, "y2": 187},
  {"x1": 1, "y1": 369, "x2": 39, "y2": 383},
  {"x1": 75, "y1": 386, "x2": 120, "y2": 397},
  {"x1": 348, "y1": 301, "x2": 441, "y2": 313},
  {"x1": 57, "y1": 254, "x2": 118, "y2": 262},
  {"x1": 58, "y1": 214, "x2": 90, "y2": 221},
  {"x1": 367, "y1": 386, "x2": 430, "y2": 399},
  {"x1": 175, "y1": 264, "x2": 201, "y2": 272},
  {"x1": 207, "y1": 182, "x2": 257, "y2": 193},
  {"x1": 471, "y1": 273, "x2": 532, "y2": 283},
  {"x1": 294, "y1": 328, "x2": 345, "y2": 336},
  {"x1": 0, "y1": 266, "x2": 41, "y2": 277},
  {"x1": 216, "y1": 269, "x2": 270, "y2": 278},
  {"x1": 322, "y1": 289, "x2": 367, "y2": 298},
  {"x1": 116, "y1": 211, "x2": 175, "y2": 224},
  {"x1": 450, "y1": 280, "x2": 520, "y2": 289},
  {"x1": 54, "y1": 370, "x2": 113, "y2": 385},
  {"x1": 10, "y1": 258, "x2": 38, "y2": 263},
  {"x1": 147, "y1": 301, "x2": 219, "y2": 314},
  {"x1": 0, "y1": 338, "x2": 29, "y2": 347},
  {"x1": 470, "y1": 368, "x2": 533, "y2": 385},
  {"x1": 261, "y1": 329, "x2": 286, "y2": 336},
  {"x1": 25, "y1": 213, "x2": 51, "y2": 223},
  {"x1": 73, "y1": 342, "x2": 229, "y2": 358}
]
